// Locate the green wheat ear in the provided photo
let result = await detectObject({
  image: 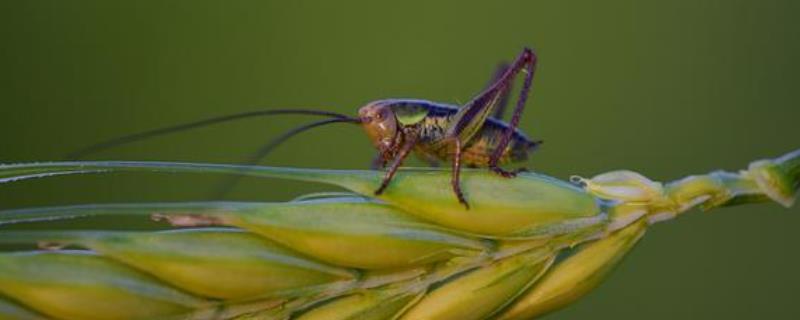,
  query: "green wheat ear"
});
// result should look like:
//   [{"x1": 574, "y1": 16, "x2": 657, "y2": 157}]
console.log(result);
[{"x1": 0, "y1": 148, "x2": 796, "y2": 320}]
